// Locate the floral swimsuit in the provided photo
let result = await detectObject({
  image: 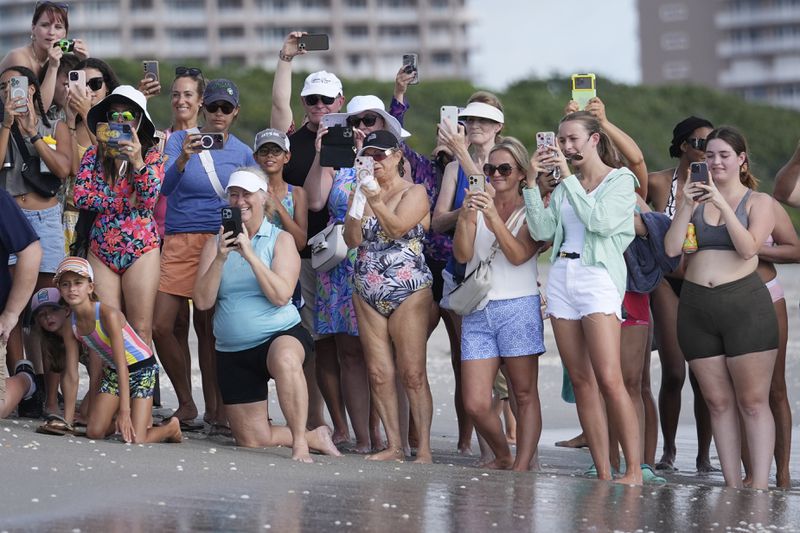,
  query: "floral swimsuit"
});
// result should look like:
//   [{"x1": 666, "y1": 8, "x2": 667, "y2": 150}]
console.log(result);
[
  {"x1": 354, "y1": 215, "x2": 432, "y2": 317},
  {"x1": 74, "y1": 146, "x2": 164, "y2": 274}
]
